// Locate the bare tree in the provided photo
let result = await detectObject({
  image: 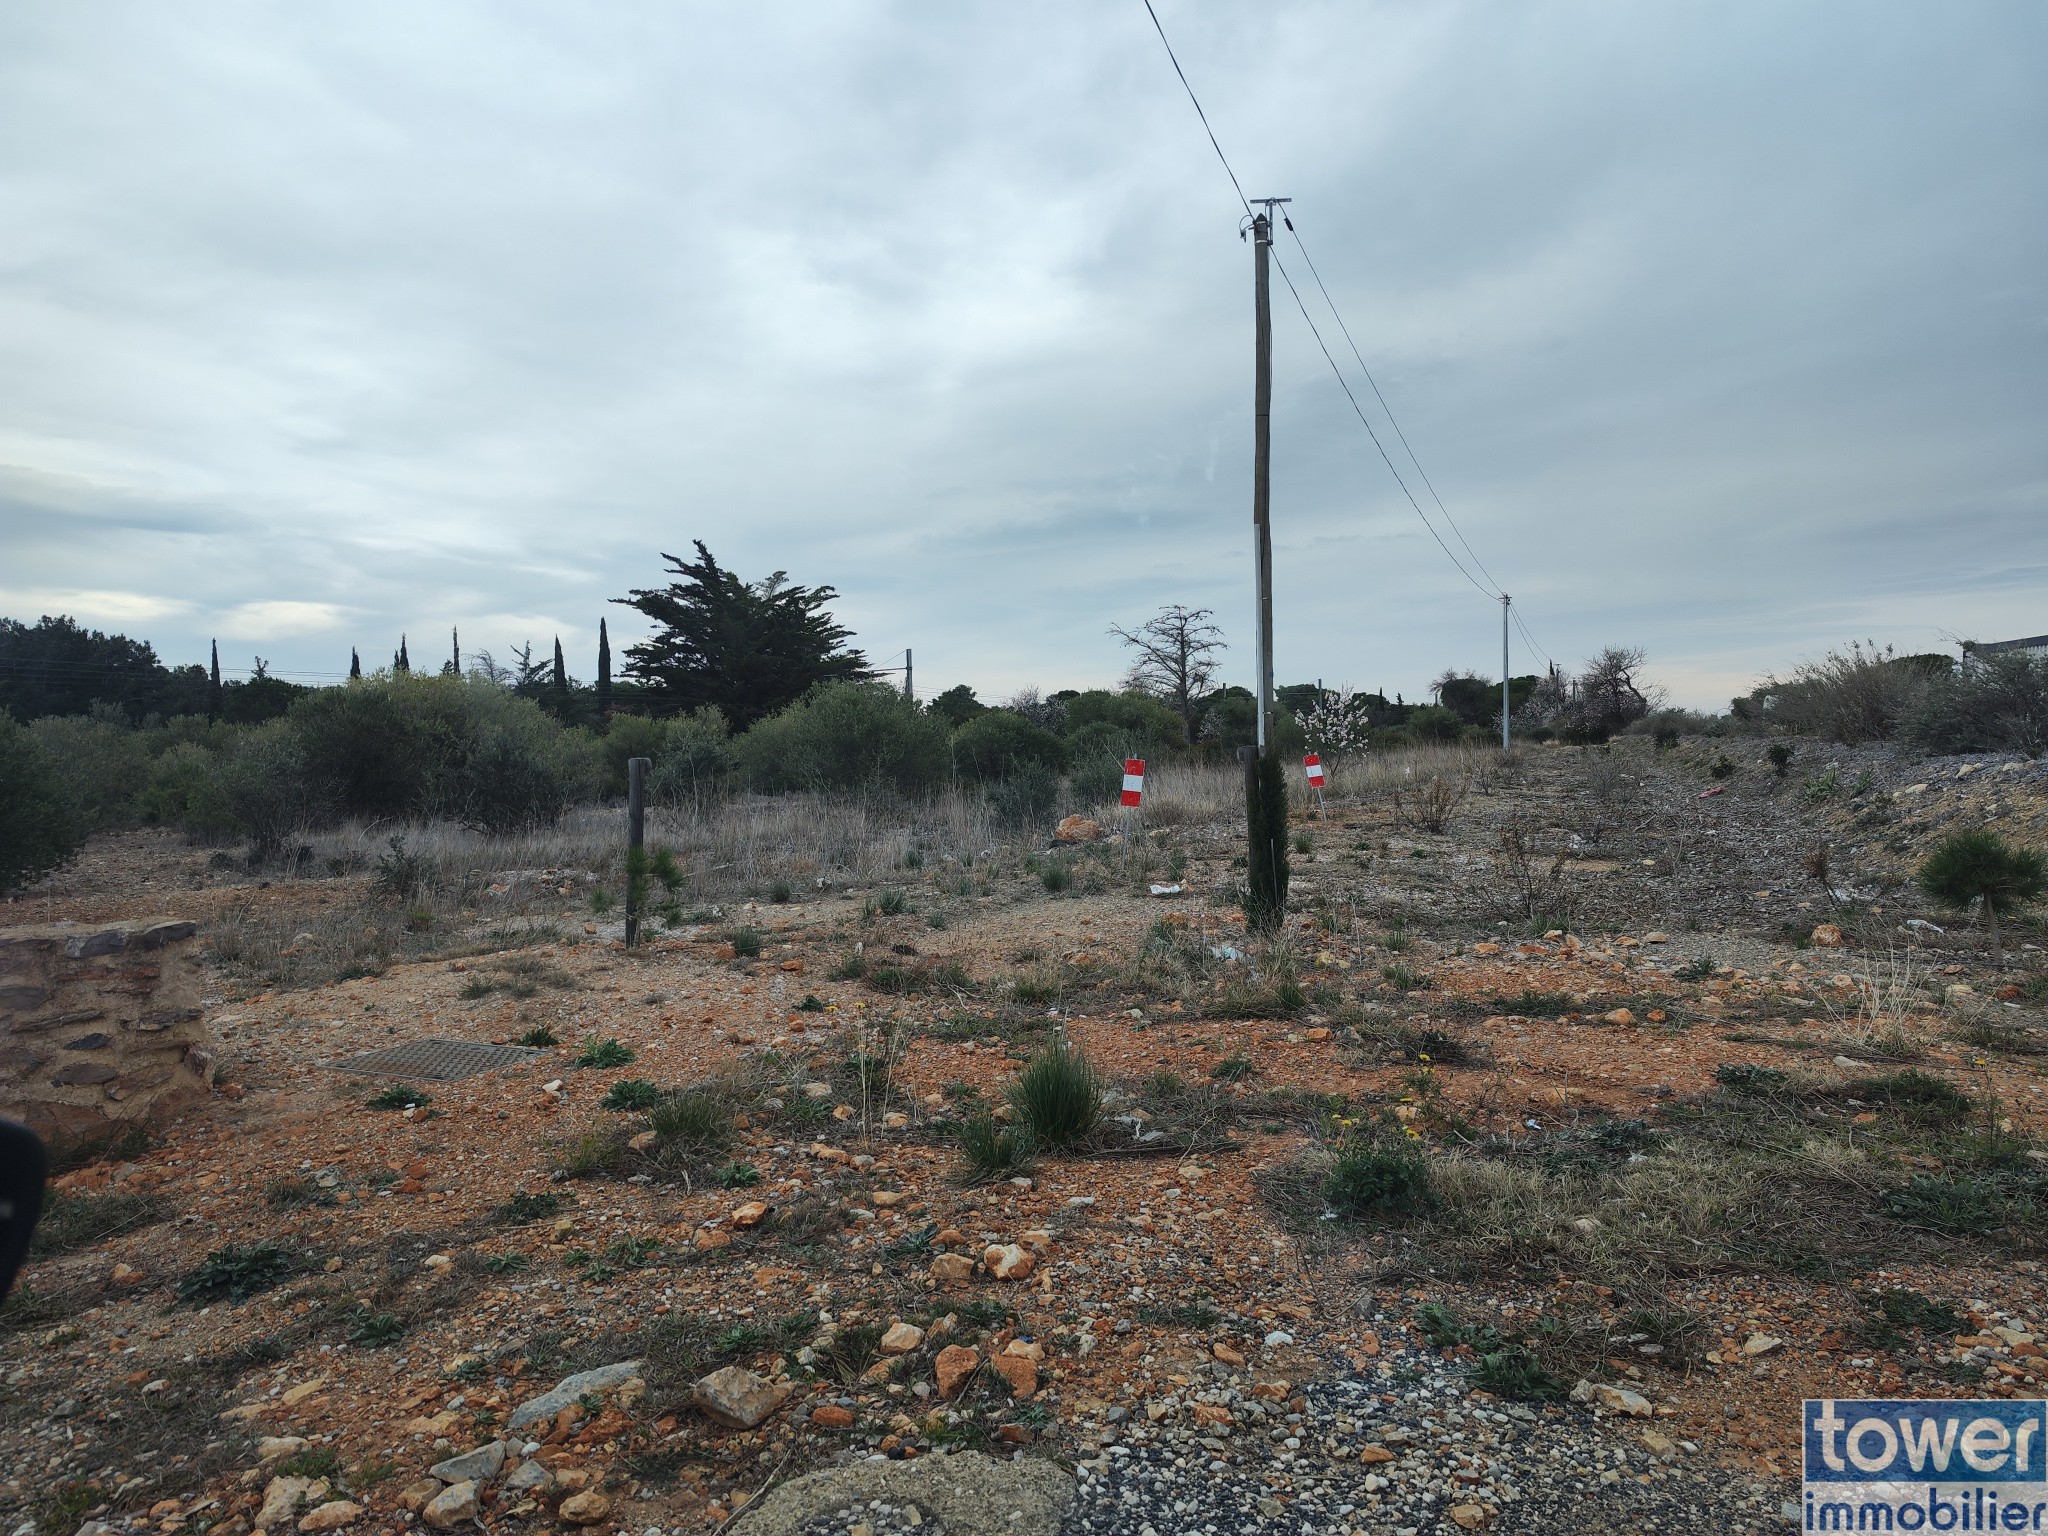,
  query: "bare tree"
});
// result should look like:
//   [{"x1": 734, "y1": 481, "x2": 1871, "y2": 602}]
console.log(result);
[{"x1": 1111, "y1": 605, "x2": 1226, "y2": 747}]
